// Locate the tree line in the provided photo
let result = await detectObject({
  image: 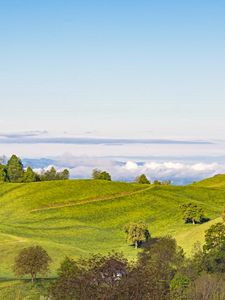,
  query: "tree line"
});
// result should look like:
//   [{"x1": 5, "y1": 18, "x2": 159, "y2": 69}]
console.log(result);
[
  {"x1": 0, "y1": 157, "x2": 169, "y2": 184},
  {"x1": 0, "y1": 155, "x2": 69, "y2": 183},
  {"x1": 12, "y1": 219, "x2": 225, "y2": 299},
  {"x1": 92, "y1": 169, "x2": 170, "y2": 185}
]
